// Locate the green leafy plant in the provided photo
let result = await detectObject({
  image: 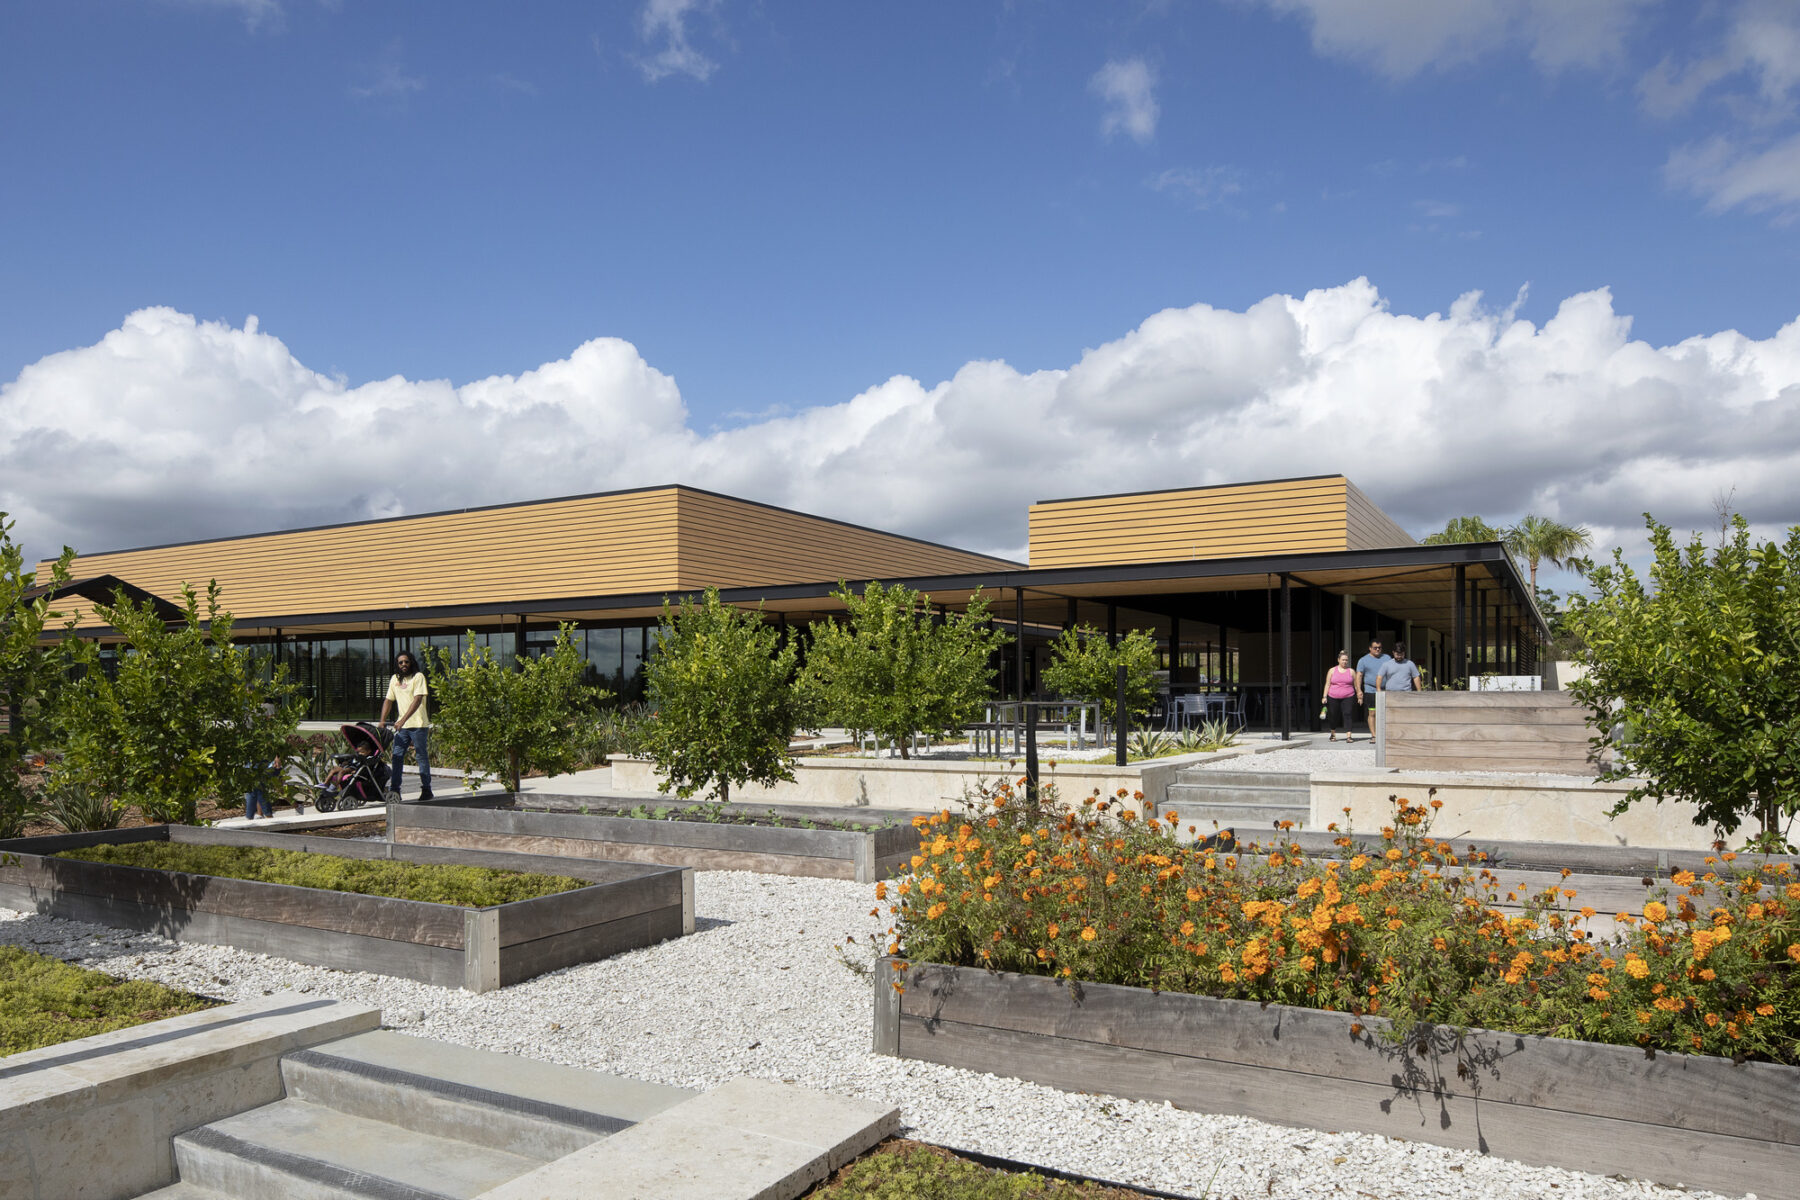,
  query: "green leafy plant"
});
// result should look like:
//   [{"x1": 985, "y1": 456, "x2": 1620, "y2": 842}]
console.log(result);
[
  {"x1": 427, "y1": 623, "x2": 600, "y2": 793},
  {"x1": 1181, "y1": 717, "x2": 1239, "y2": 753},
  {"x1": 54, "y1": 582, "x2": 304, "y2": 826},
  {"x1": 1566, "y1": 515, "x2": 1800, "y2": 846},
  {"x1": 577, "y1": 700, "x2": 655, "y2": 763},
  {"x1": 644, "y1": 587, "x2": 801, "y2": 803},
  {"x1": 0, "y1": 514, "x2": 74, "y2": 838},
  {"x1": 800, "y1": 581, "x2": 1009, "y2": 759},
  {"x1": 39, "y1": 775, "x2": 121, "y2": 834},
  {"x1": 1041, "y1": 625, "x2": 1159, "y2": 719},
  {"x1": 816, "y1": 1139, "x2": 1148, "y2": 1198}
]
